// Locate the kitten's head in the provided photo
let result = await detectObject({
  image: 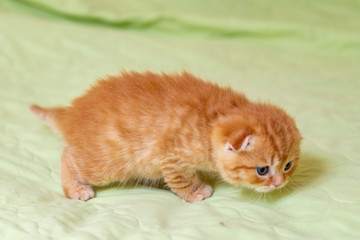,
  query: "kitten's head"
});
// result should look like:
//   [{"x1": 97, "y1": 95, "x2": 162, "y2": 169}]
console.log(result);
[{"x1": 211, "y1": 104, "x2": 301, "y2": 192}]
